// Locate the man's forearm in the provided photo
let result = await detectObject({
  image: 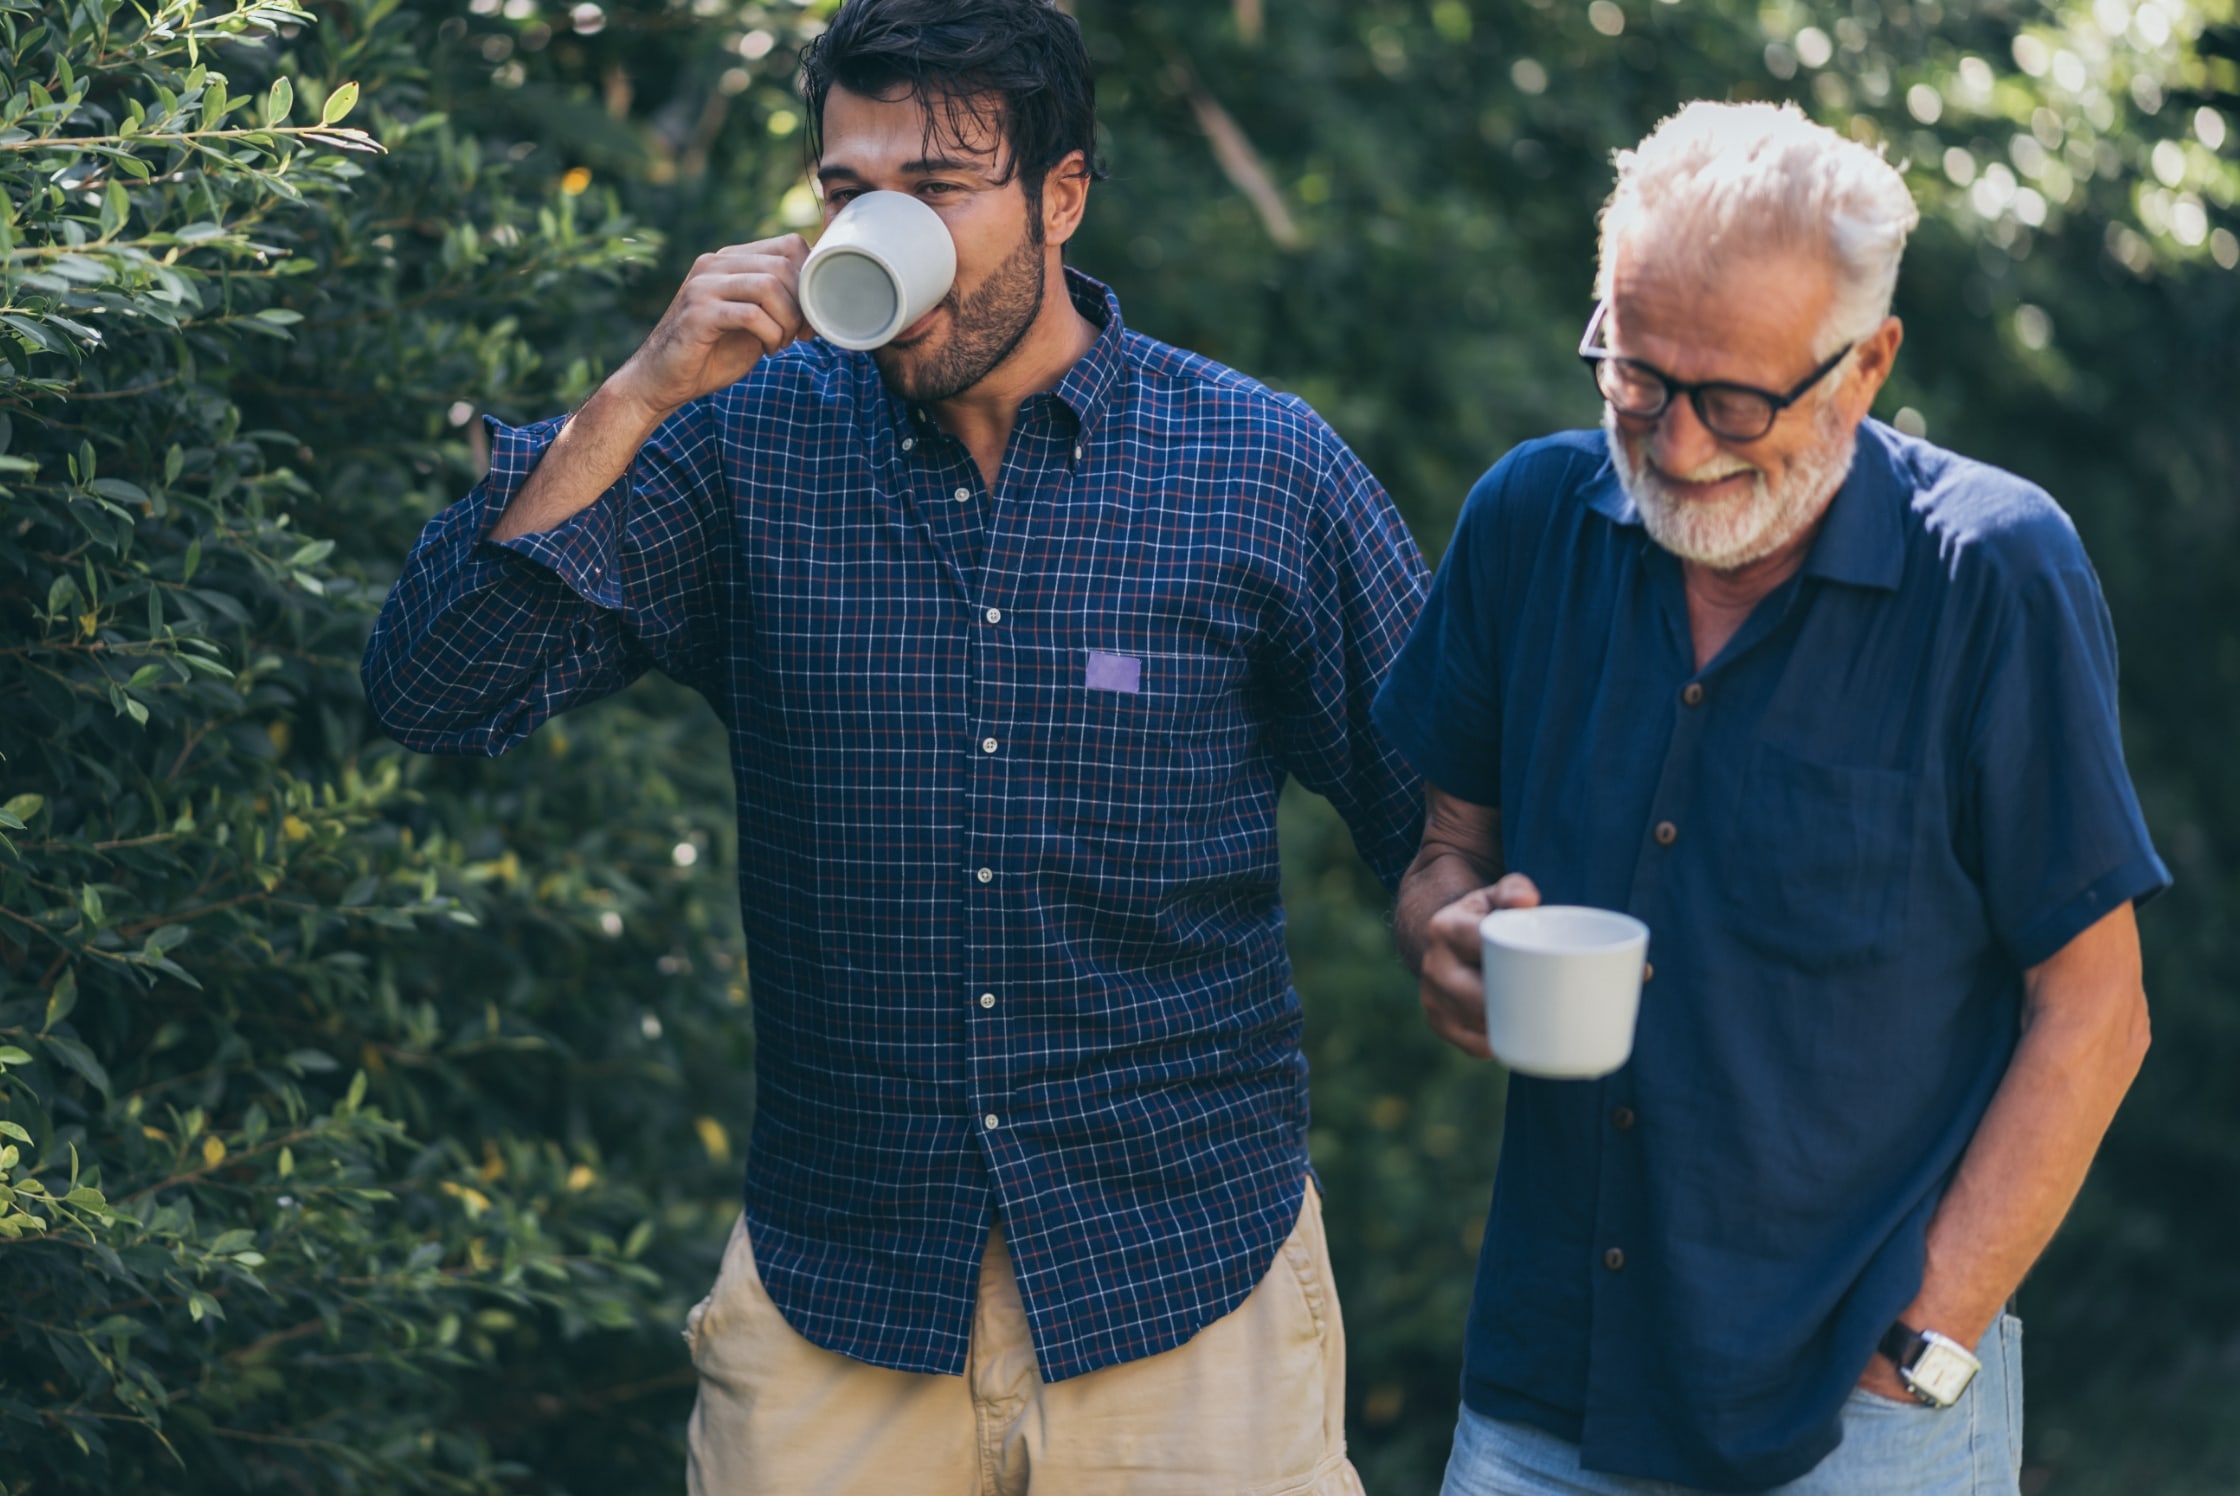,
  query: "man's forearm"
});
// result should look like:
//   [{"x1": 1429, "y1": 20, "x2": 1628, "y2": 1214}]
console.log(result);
[
  {"x1": 1395, "y1": 846, "x2": 1499, "y2": 975},
  {"x1": 1902, "y1": 924, "x2": 2150, "y2": 1350},
  {"x1": 487, "y1": 378, "x2": 669, "y2": 543}
]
